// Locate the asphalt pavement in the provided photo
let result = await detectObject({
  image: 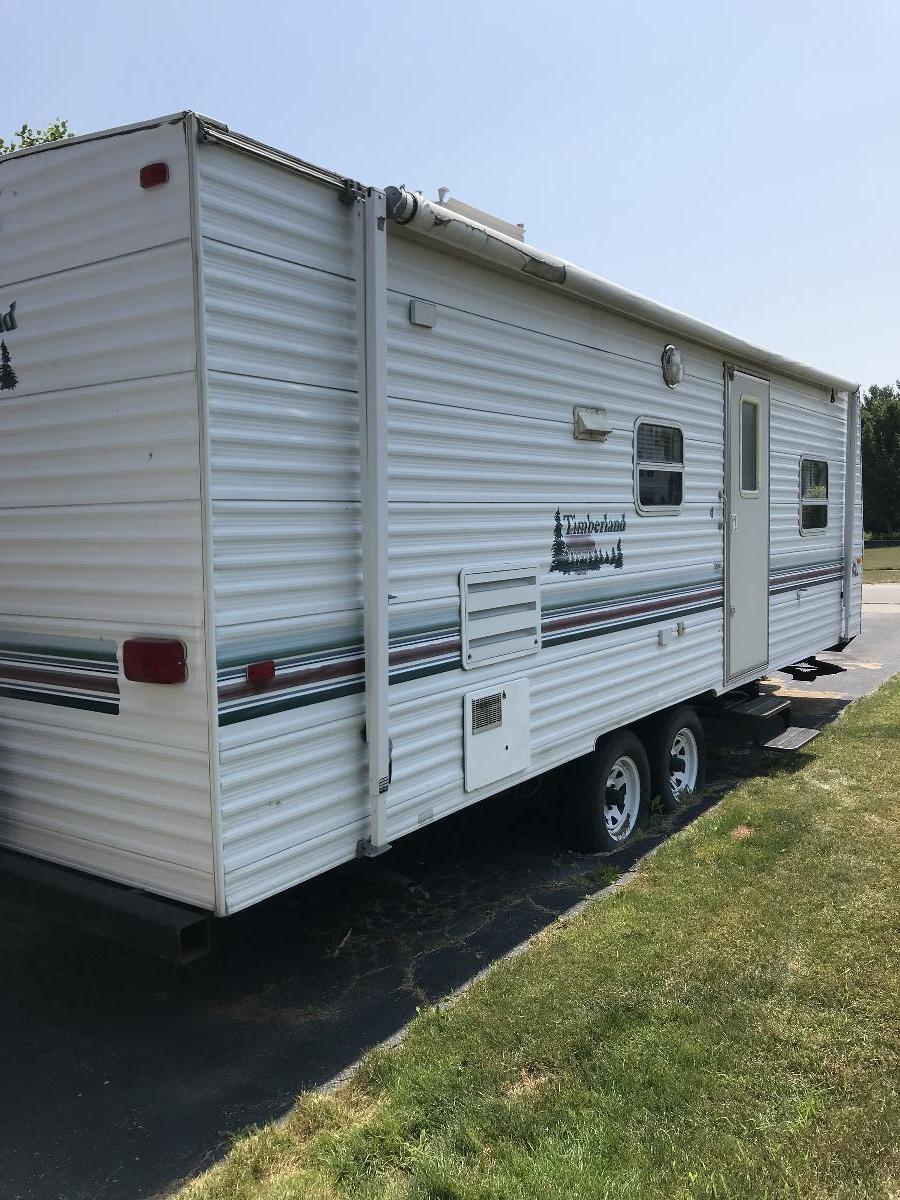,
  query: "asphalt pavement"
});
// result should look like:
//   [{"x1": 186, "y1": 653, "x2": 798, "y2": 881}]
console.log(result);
[{"x1": 1, "y1": 586, "x2": 898, "y2": 1200}]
